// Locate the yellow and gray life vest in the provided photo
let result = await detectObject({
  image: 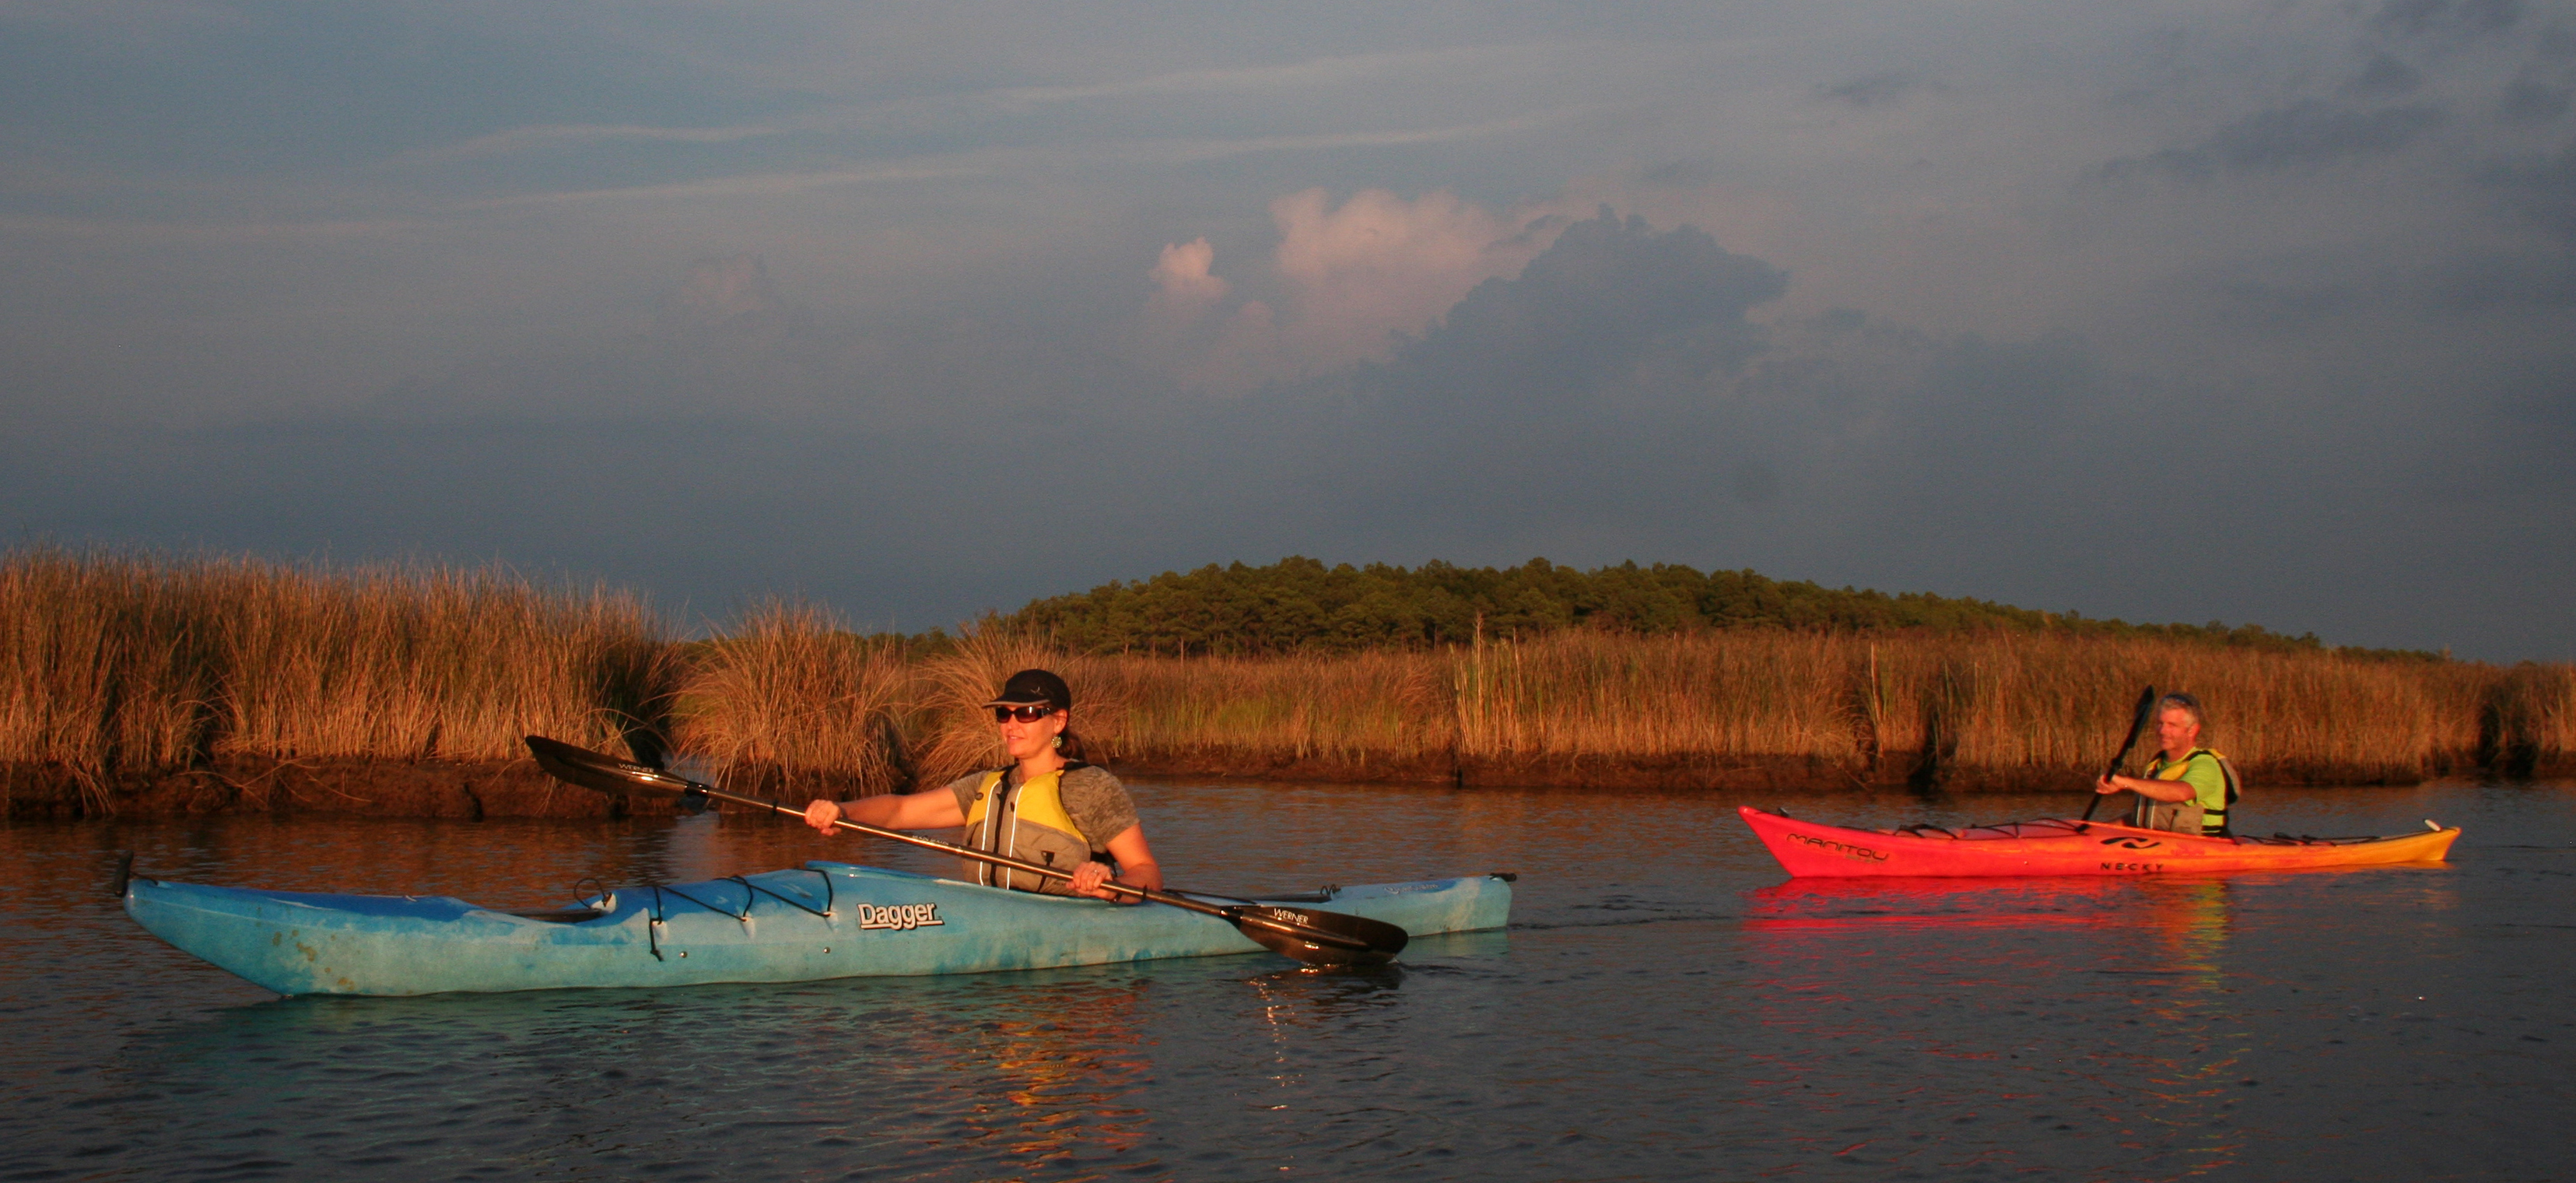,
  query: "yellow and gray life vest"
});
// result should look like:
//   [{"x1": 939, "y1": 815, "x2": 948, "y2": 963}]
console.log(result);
[{"x1": 961, "y1": 766, "x2": 1097, "y2": 893}]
